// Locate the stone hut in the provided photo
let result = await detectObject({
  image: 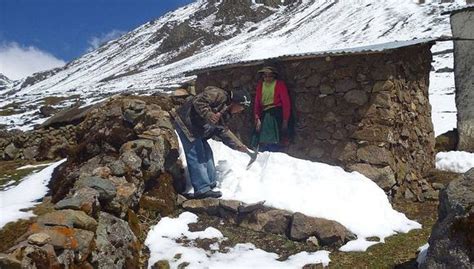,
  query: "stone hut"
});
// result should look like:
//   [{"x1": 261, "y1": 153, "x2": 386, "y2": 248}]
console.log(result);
[
  {"x1": 450, "y1": 6, "x2": 474, "y2": 151},
  {"x1": 189, "y1": 39, "x2": 437, "y2": 199}
]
